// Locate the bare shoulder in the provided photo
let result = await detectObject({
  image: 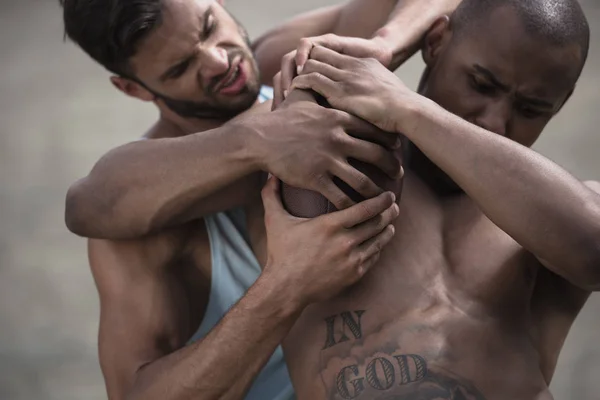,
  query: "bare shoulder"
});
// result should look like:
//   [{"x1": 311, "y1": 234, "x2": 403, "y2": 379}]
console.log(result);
[
  {"x1": 143, "y1": 119, "x2": 186, "y2": 140},
  {"x1": 89, "y1": 221, "x2": 209, "y2": 293}
]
